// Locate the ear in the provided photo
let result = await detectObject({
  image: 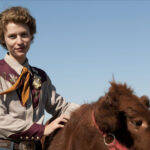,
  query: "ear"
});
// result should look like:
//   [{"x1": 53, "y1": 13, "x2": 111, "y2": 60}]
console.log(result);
[
  {"x1": 139, "y1": 95, "x2": 150, "y2": 108},
  {"x1": 106, "y1": 82, "x2": 118, "y2": 103},
  {"x1": 102, "y1": 94, "x2": 118, "y2": 108},
  {"x1": 105, "y1": 94, "x2": 113, "y2": 105}
]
